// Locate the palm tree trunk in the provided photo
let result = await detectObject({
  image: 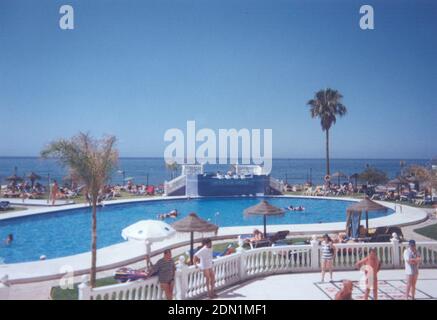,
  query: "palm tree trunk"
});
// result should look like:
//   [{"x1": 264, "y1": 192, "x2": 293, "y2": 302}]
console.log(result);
[
  {"x1": 325, "y1": 129, "x2": 330, "y2": 176},
  {"x1": 90, "y1": 195, "x2": 98, "y2": 288}
]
